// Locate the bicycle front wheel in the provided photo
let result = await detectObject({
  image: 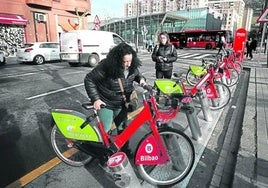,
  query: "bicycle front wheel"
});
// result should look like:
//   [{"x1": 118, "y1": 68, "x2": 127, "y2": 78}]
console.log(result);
[
  {"x1": 136, "y1": 127, "x2": 195, "y2": 186},
  {"x1": 207, "y1": 81, "x2": 231, "y2": 110},
  {"x1": 229, "y1": 61, "x2": 243, "y2": 74},
  {"x1": 51, "y1": 125, "x2": 93, "y2": 167},
  {"x1": 225, "y1": 68, "x2": 239, "y2": 87}
]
